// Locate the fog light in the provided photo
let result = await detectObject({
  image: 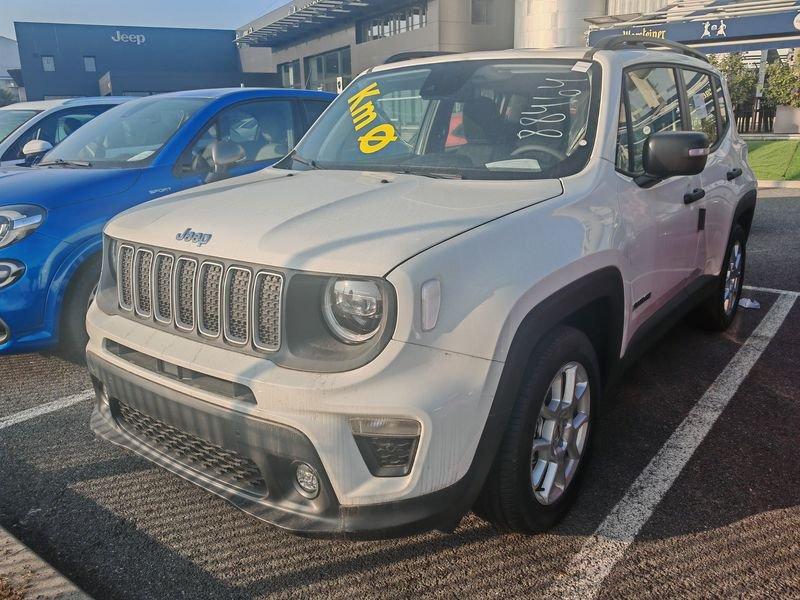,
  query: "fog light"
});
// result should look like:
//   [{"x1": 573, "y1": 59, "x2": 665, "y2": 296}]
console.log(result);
[
  {"x1": 350, "y1": 417, "x2": 421, "y2": 477},
  {"x1": 294, "y1": 462, "x2": 320, "y2": 499}
]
